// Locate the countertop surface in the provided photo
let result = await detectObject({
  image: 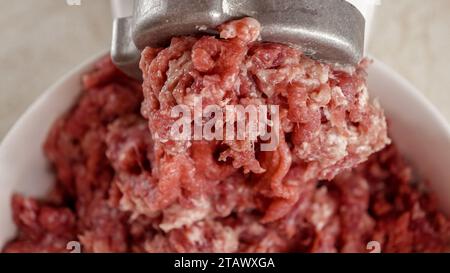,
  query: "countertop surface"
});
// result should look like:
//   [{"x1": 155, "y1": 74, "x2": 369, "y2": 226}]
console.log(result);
[{"x1": 1, "y1": 0, "x2": 449, "y2": 141}]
